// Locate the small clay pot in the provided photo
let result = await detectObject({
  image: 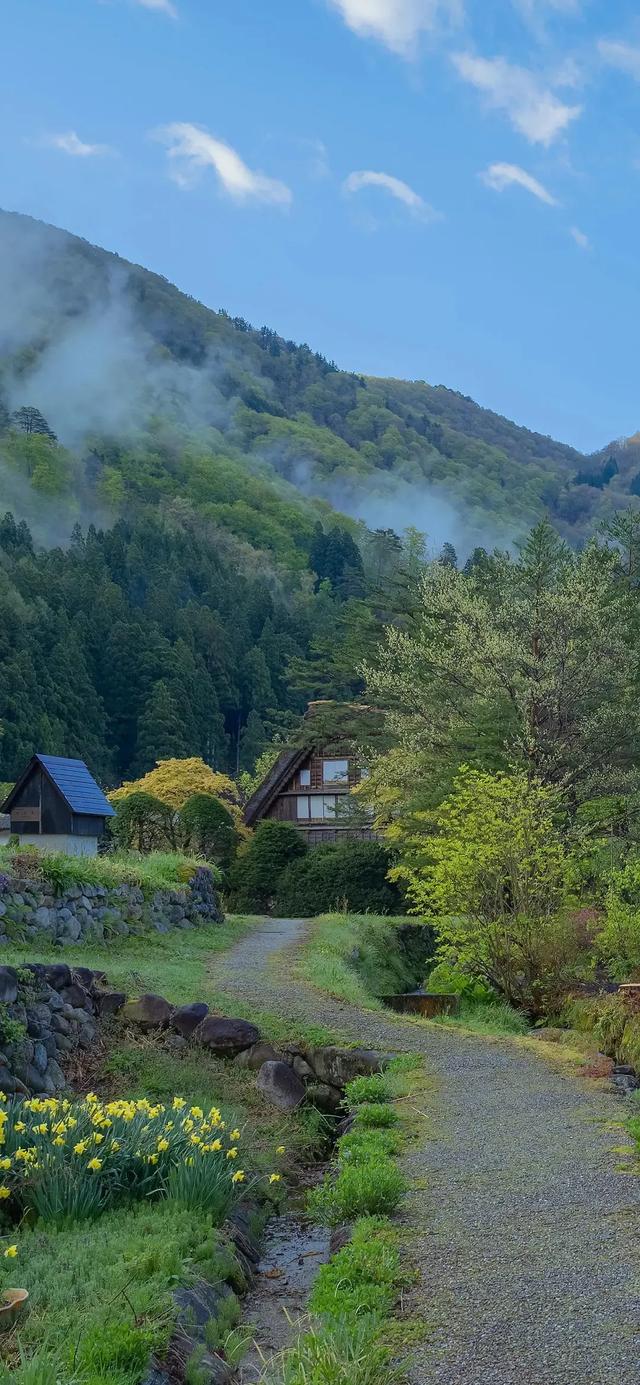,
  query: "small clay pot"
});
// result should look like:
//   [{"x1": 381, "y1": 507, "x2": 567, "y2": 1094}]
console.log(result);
[{"x1": 0, "y1": 1288, "x2": 28, "y2": 1331}]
